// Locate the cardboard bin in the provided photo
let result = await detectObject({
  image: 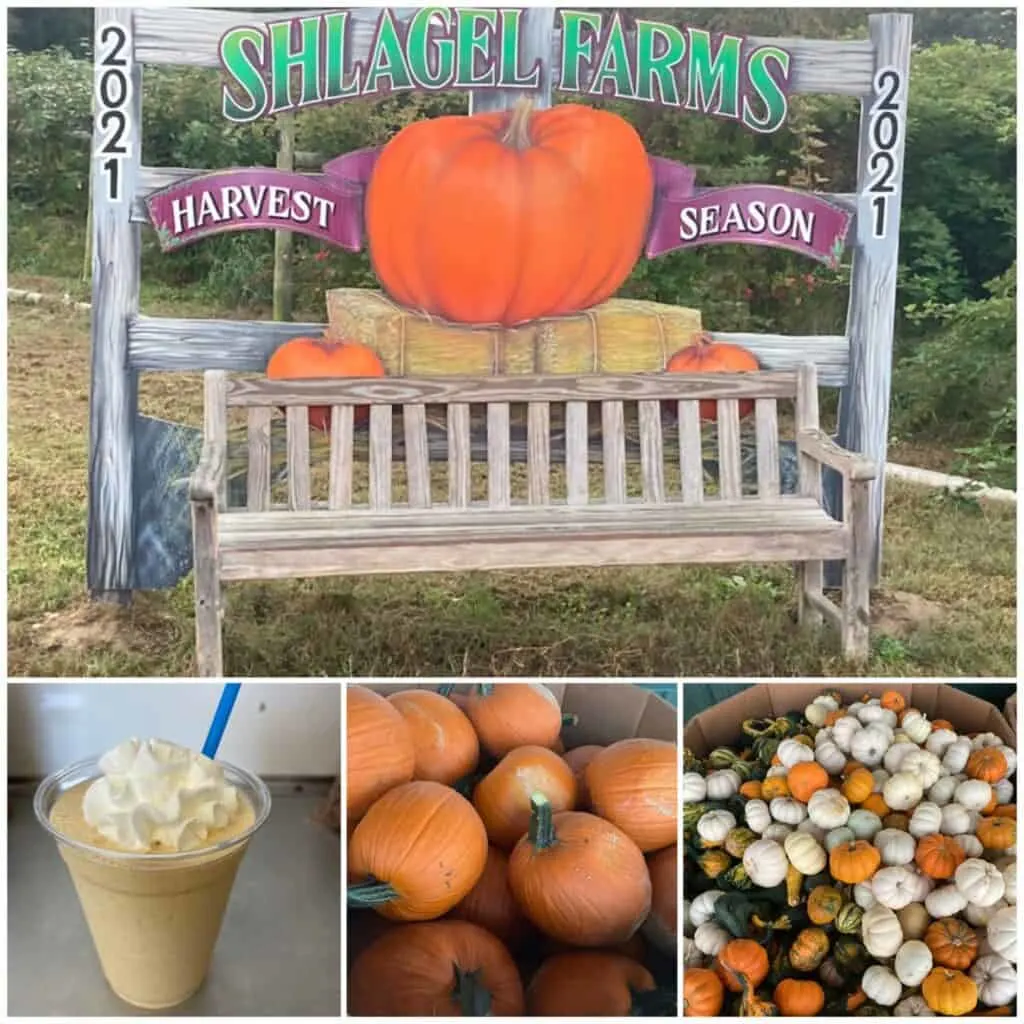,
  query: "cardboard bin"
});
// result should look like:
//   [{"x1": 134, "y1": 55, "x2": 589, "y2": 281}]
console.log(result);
[
  {"x1": 1006, "y1": 692, "x2": 1017, "y2": 741},
  {"x1": 346, "y1": 682, "x2": 679, "y2": 999}
]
